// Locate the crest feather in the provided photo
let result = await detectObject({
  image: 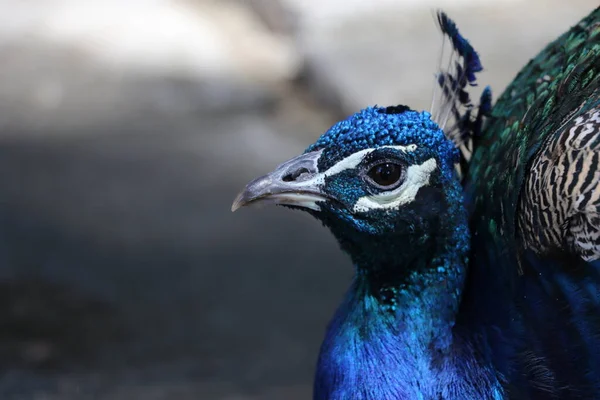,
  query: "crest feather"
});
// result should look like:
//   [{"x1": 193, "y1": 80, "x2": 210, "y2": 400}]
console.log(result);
[{"x1": 431, "y1": 11, "x2": 492, "y2": 178}]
